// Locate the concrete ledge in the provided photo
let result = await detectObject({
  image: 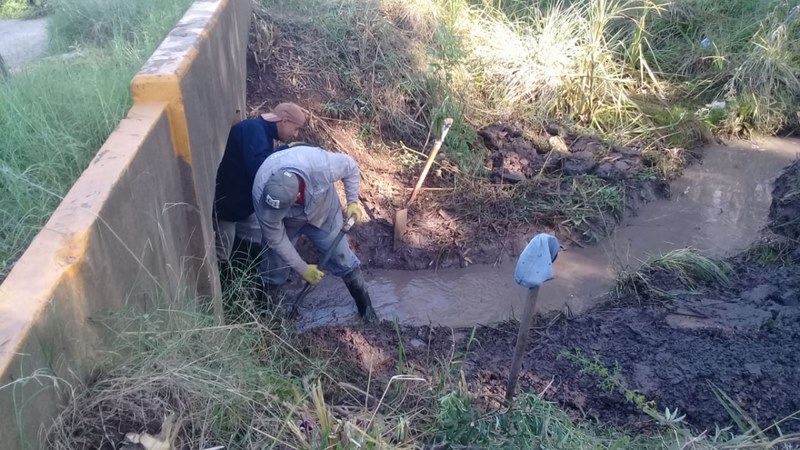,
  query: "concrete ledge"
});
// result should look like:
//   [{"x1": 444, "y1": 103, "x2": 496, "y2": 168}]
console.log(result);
[
  {"x1": 0, "y1": 103, "x2": 181, "y2": 447},
  {"x1": 132, "y1": 0, "x2": 251, "y2": 308},
  {"x1": 0, "y1": 0, "x2": 251, "y2": 448}
]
